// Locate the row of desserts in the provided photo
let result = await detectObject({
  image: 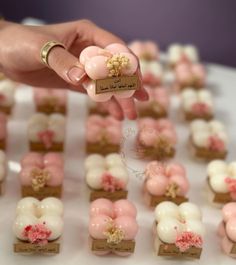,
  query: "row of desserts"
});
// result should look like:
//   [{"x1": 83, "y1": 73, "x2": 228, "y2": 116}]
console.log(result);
[{"x1": 0, "y1": 41, "x2": 234, "y2": 258}]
